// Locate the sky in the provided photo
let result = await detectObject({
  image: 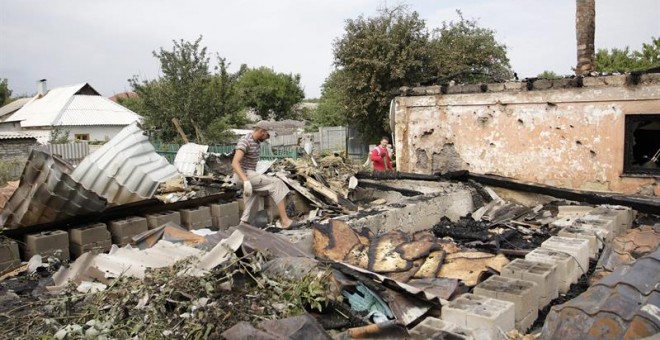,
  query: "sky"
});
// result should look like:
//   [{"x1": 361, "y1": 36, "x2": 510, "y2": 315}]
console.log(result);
[{"x1": 1, "y1": 0, "x2": 658, "y2": 99}]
